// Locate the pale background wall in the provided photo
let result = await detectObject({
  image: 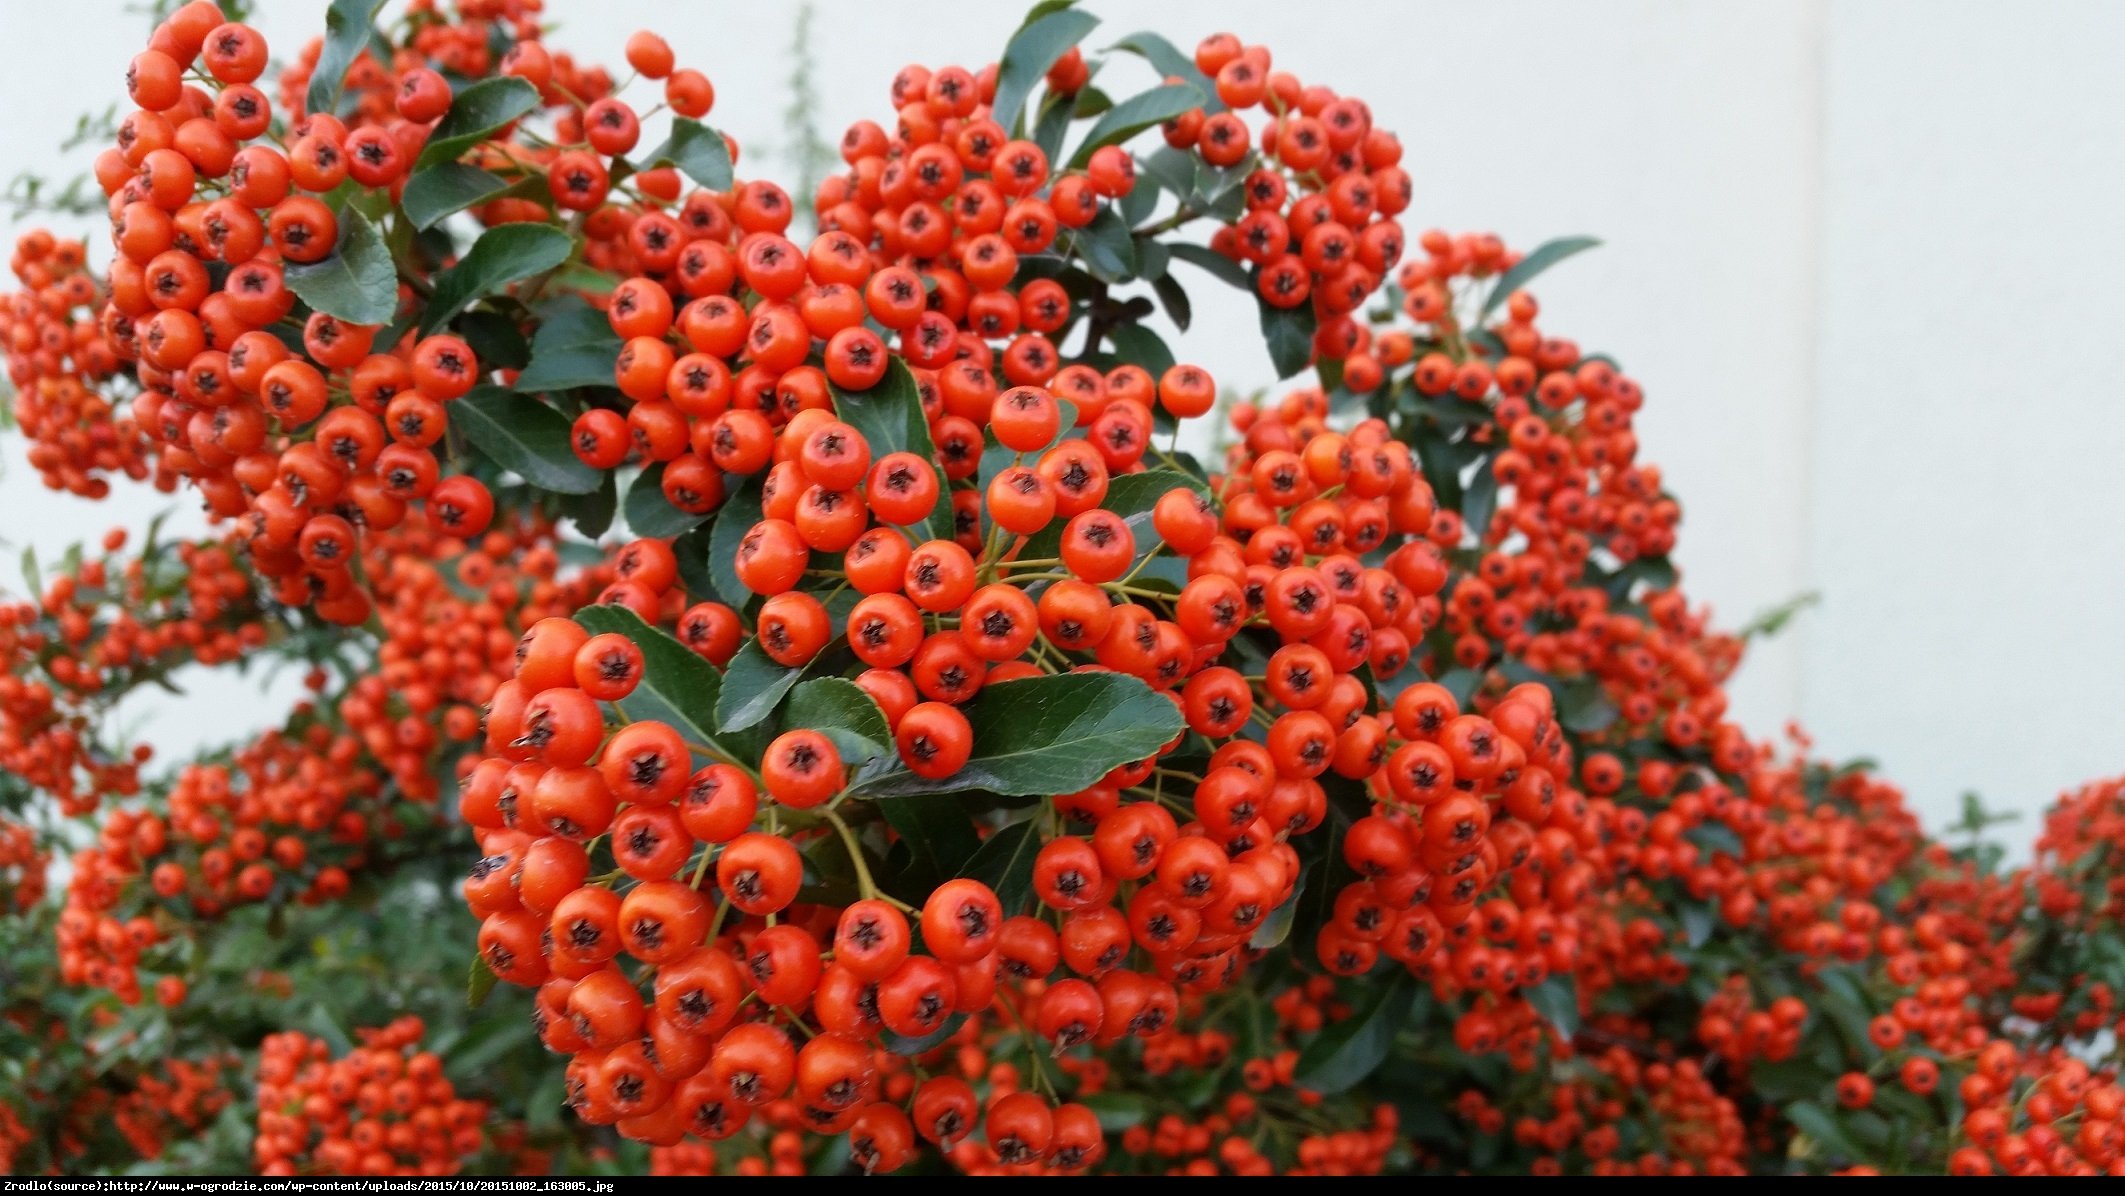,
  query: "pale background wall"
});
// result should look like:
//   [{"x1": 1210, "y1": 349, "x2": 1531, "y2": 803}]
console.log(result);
[{"x1": 0, "y1": 1, "x2": 2117, "y2": 843}]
